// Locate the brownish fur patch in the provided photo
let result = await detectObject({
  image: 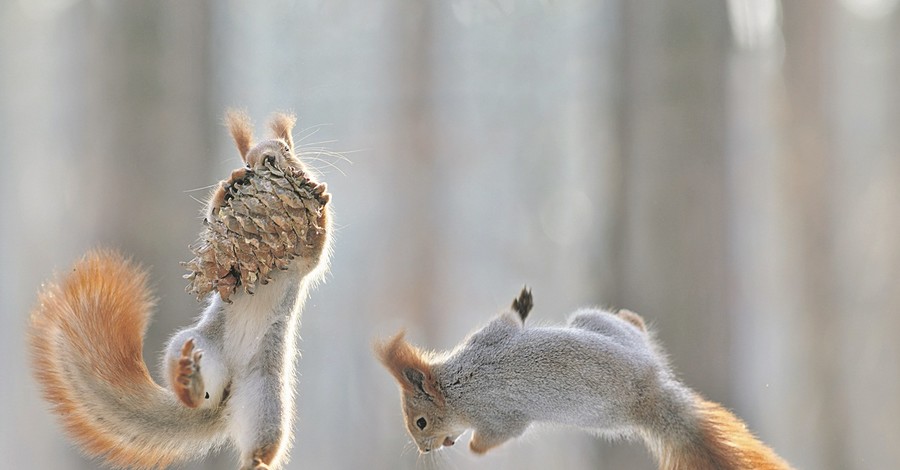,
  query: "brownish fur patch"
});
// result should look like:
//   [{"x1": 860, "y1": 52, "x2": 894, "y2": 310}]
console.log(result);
[
  {"x1": 617, "y1": 309, "x2": 647, "y2": 332},
  {"x1": 374, "y1": 331, "x2": 444, "y2": 405},
  {"x1": 225, "y1": 109, "x2": 254, "y2": 162},
  {"x1": 469, "y1": 432, "x2": 502, "y2": 454},
  {"x1": 252, "y1": 442, "x2": 282, "y2": 467},
  {"x1": 29, "y1": 250, "x2": 184, "y2": 469},
  {"x1": 658, "y1": 395, "x2": 792, "y2": 470}
]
